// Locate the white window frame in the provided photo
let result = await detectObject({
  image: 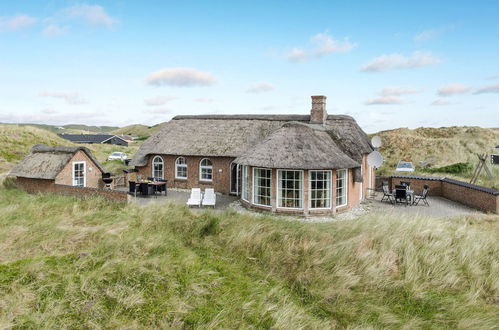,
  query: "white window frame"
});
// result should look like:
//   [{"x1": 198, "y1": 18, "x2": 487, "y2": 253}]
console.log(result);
[
  {"x1": 152, "y1": 156, "x2": 164, "y2": 179},
  {"x1": 308, "y1": 170, "x2": 332, "y2": 210},
  {"x1": 199, "y1": 158, "x2": 213, "y2": 182},
  {"x1": 252, "y1": 167, "x2": 272, "y2": 207},
  {"x1": 336, "y1": 169, "x2": 348, "y2": 208},
  {"x1": 277, "y1": 169, "x2": 304, "y2": 210},
  {"x1": 242, "y1": 165, "x2": 249, "y2": 202},
  {"x1": 72, "y1": 161, "x2": 86, "y2": 187},
  {"x1": 175, "y1": 157, "x2": 187, "y2": 179}
]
